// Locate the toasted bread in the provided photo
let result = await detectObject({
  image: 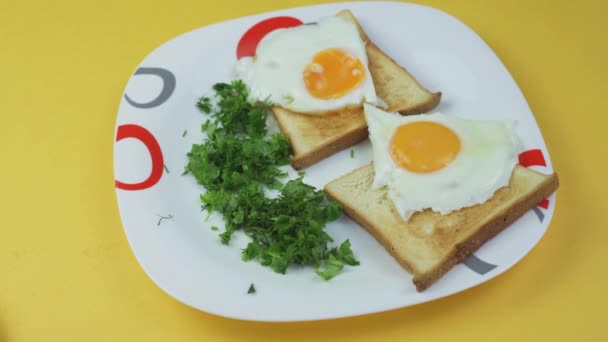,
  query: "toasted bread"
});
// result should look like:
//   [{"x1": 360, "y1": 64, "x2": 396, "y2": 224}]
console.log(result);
[
  {"x1": 324, "y1": 164, "x2": 559, "y2": 291},
  {"x1": 273, "y1": 10, "x2": 441, "y2": 170}
]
